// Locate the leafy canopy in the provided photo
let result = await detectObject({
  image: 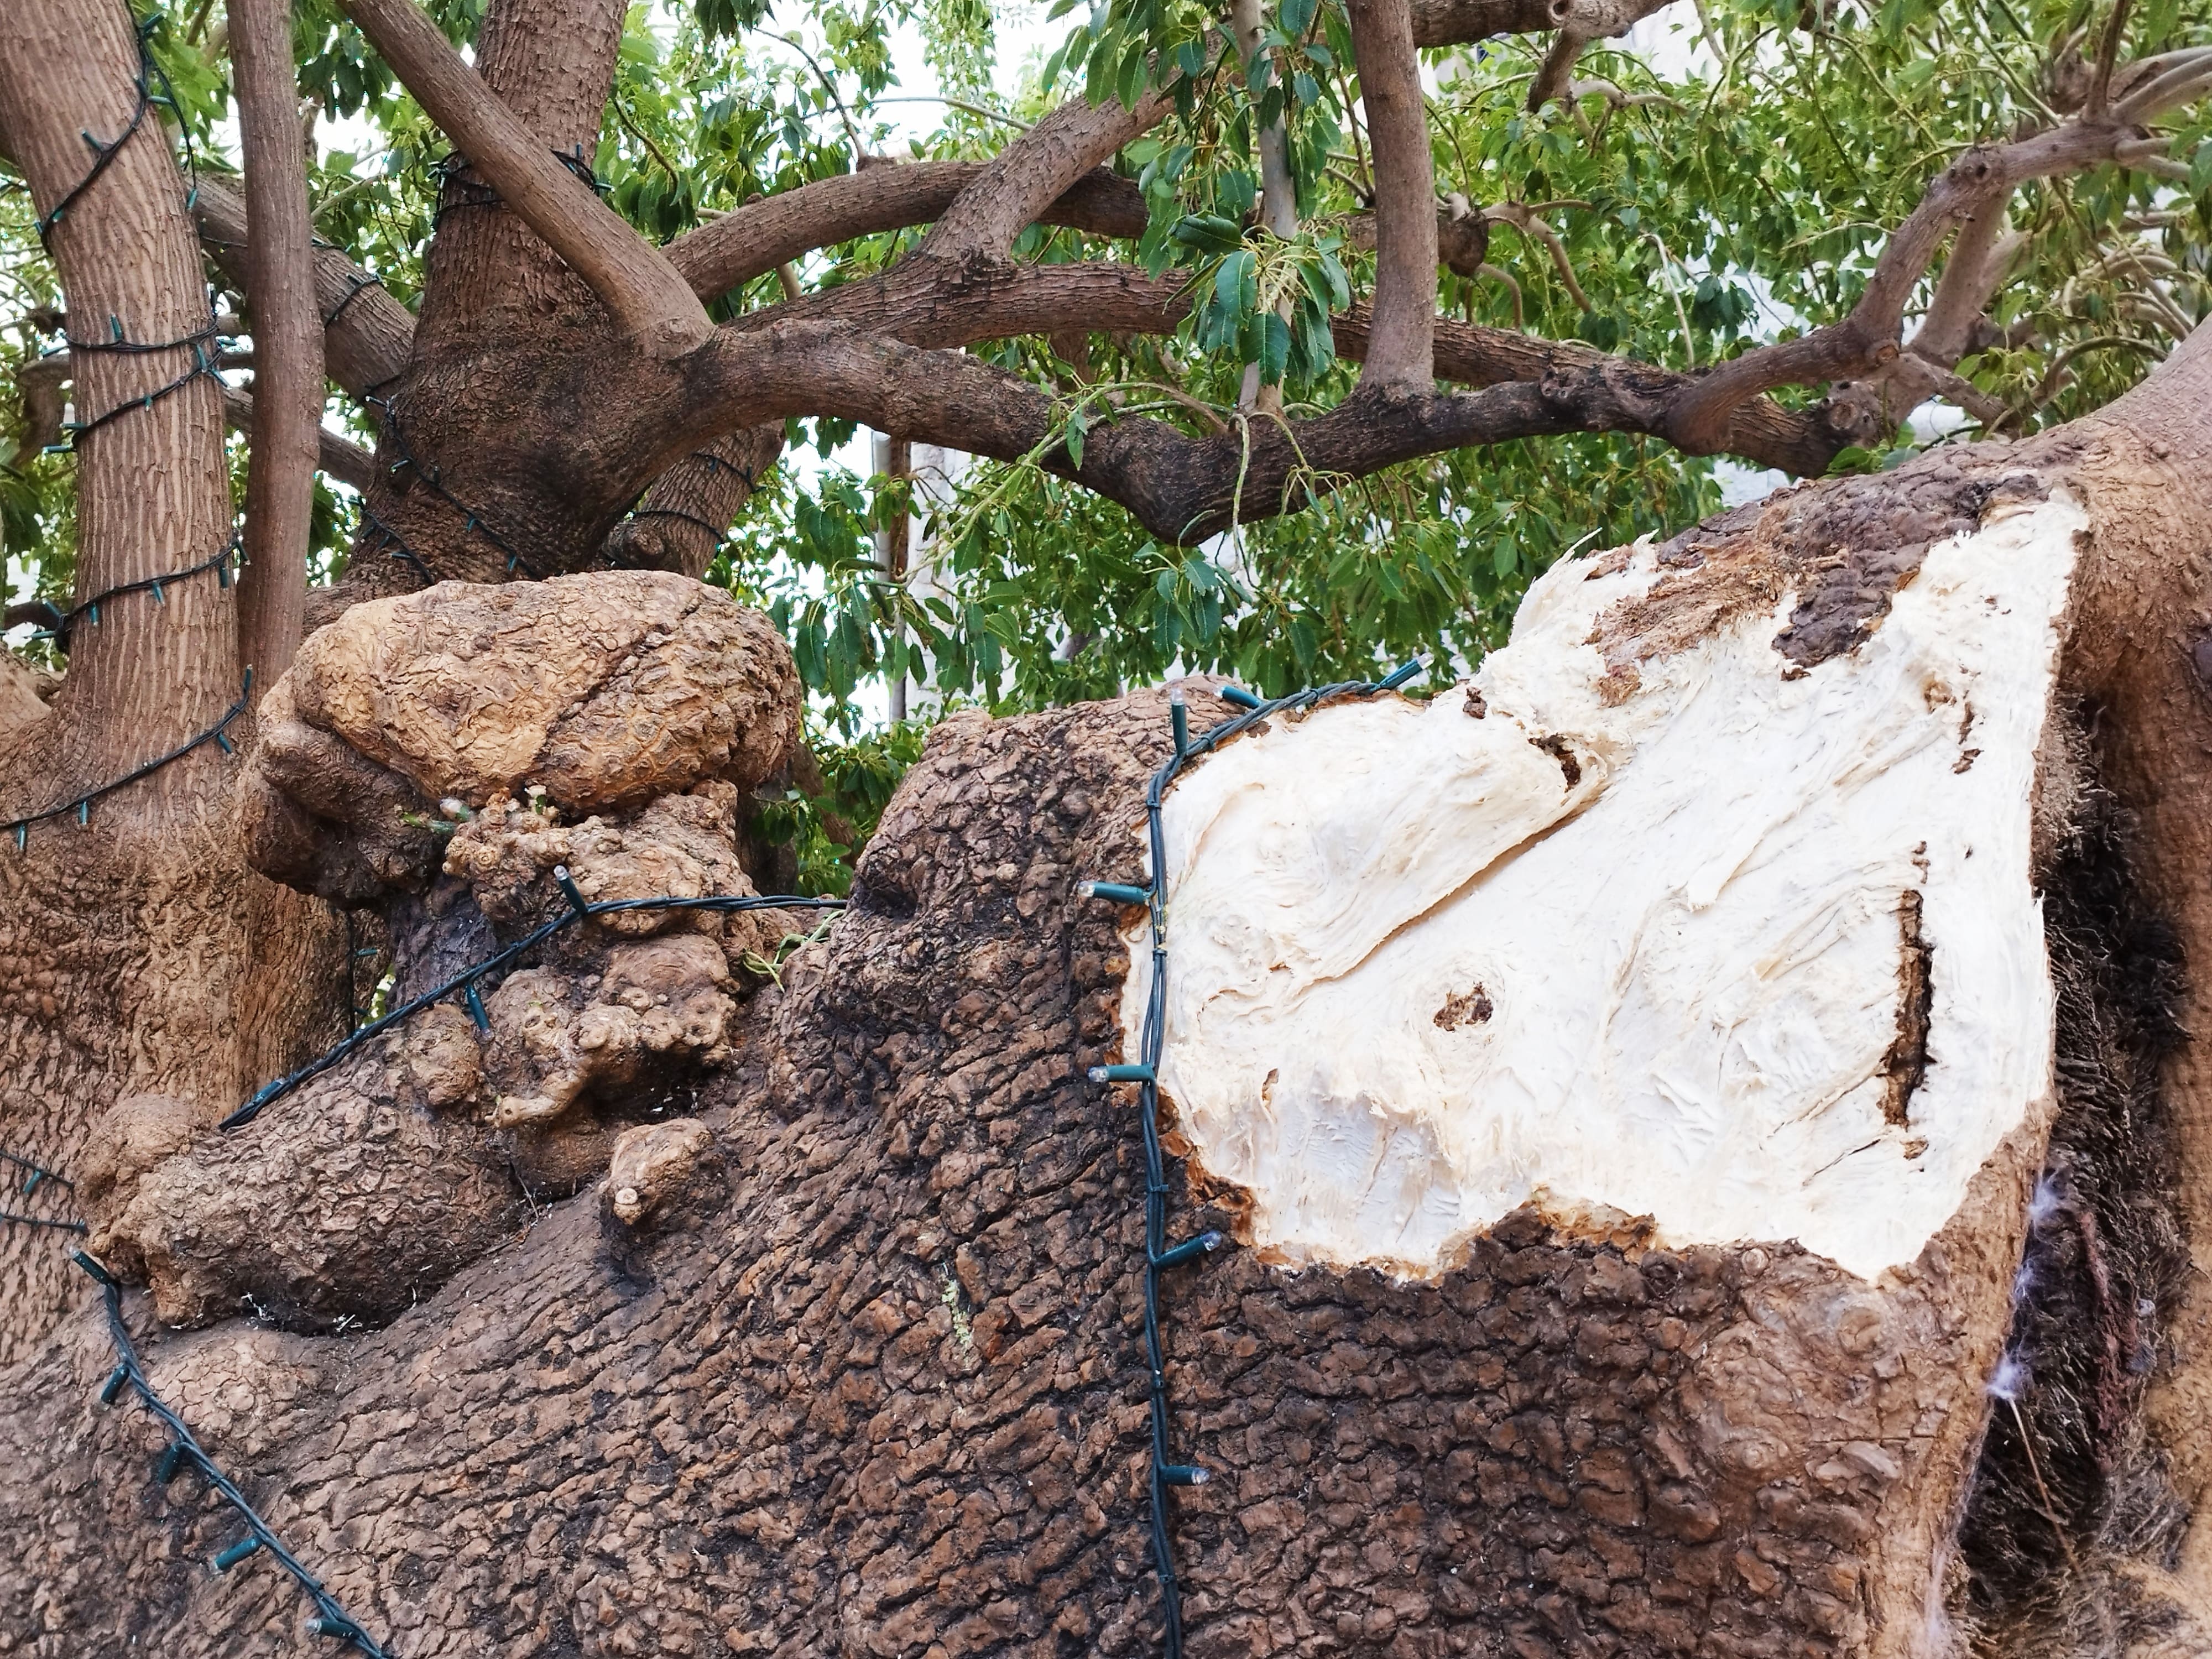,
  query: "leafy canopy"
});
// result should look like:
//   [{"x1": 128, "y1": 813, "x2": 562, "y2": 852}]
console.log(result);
[{"x1": 4, "y1": 0, "x2": 2208, "y2": 879}]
